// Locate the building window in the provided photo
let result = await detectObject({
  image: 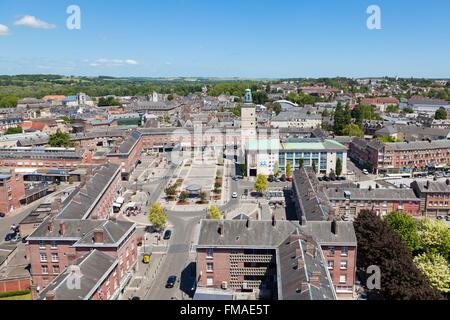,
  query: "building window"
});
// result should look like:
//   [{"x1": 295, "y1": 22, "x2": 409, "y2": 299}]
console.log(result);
[
  {"x1": 341, "y1": 247, "x2": 348, "y2": 256},
  {"x1": 51, "y1": 241, "x2": 57, "y2": 249},
  {"x1": 40, "y1": 253, "x2": 47, "y2": 262},
  {"x1": 327, "y1": 246, "x2": 335, "y2": 257},
  {"x1": 327, "y1": 261, "x2": 334, "y2": 270},
  {"x1": 206, "y1": 262, "x2": 214, "y2": 272},
  {"x1": 340, "y1": 261, "x2": 348, "y2": 270},
  {"x1": 339, "y1": 275, "x2": 347, "y2": 284},
  {"x1": 53, "y1": 265, "x2": 60, "y2": 274},
  {"x1": 39, "y1": 241, "x2": 45, "y2": 249},
  {"x1": 206, "y1": 277, "x2": 214, "y2": 286},
  {"x1": 51, "y1": 253, "x2": 59, "y2": 263},
  {"x1": 42, "y1": 265, "x2": 49, "y2": 274},
  {"x1": 206, "y1": 248, "x2": 214, "y2": 258}
]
